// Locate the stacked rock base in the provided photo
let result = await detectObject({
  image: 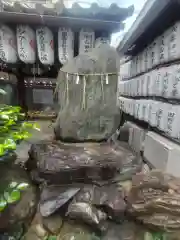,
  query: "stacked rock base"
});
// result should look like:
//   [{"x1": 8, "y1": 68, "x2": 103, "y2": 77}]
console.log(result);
[
  {"x1": 3, "y1": 134, "x2": 180, "y2": 239},
  {"x1": 23, "y1": 140, "x2": 142, "y2": 240}
]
